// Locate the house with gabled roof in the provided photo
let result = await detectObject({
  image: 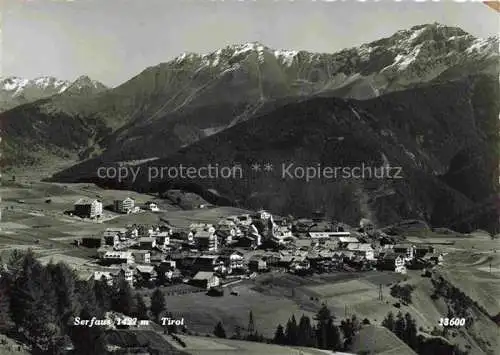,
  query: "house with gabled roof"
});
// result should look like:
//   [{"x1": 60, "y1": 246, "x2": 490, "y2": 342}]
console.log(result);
[{"x1": 74, "y1": 198, "x2": 102, "y2": 218}]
